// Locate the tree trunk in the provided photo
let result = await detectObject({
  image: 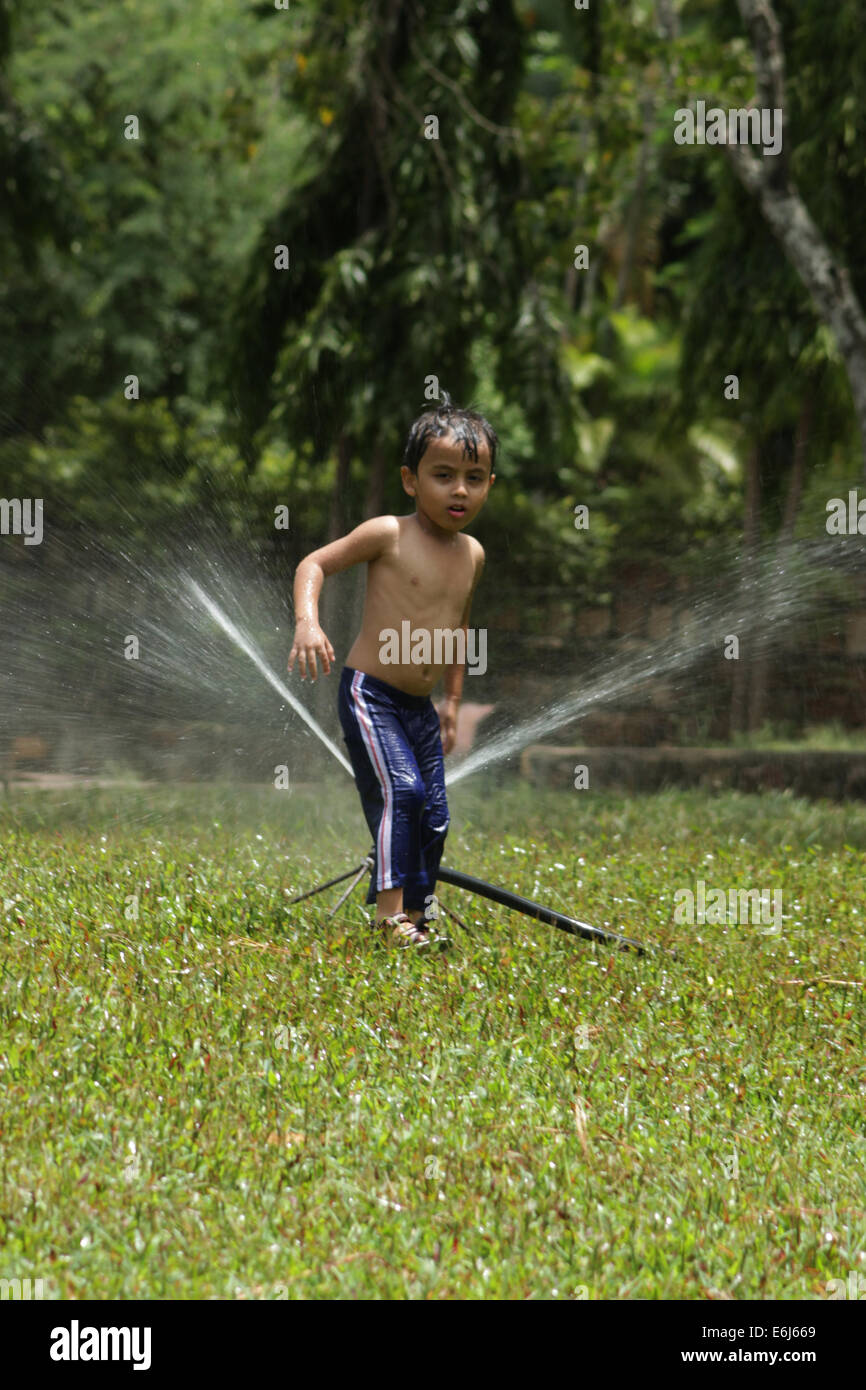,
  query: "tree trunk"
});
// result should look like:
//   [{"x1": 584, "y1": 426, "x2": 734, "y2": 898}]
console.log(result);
[
  {"x1": 729, "y1": 0, "x2": 866, "y2": 476},
  {"x1": 730, "y1": 159, "x2": 866, "y2": 477},
  {"x1": 730, "y1": 443, "x2": 761, "y2": 736},
  {"x1": 311, "y1": 433, "x2": 354, "y2": 731},
  {"x1": 327, "y1": 432, "x2": 352, "y2": 542},
  {"x1": 364, "y1": 440, "x2": 387, "y2": 519},
  {"x1": 613, "y1": 93, "x2": 654, "y2": 312},
  {"x1": 779, "y1": 393, "x2": 812, "y2": 548},
  {"x1": 746, "y1": 395, "x2": 813, "y2": 733},
  {"x1": 579, "y1": 209, "x2": 611, "y2": 324},
  {"x1": 321, "y1": 430, "x2": 353, "y2": 651},
  {"x1": 563, "y1": 118, "x2": 593, "y2": 322},
  {"x1": 746, "y1": 642, "x2": 768, "y2": 733},
  {"x1": 744, "y1": 397, "x2": 812, "y2": 732}
]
